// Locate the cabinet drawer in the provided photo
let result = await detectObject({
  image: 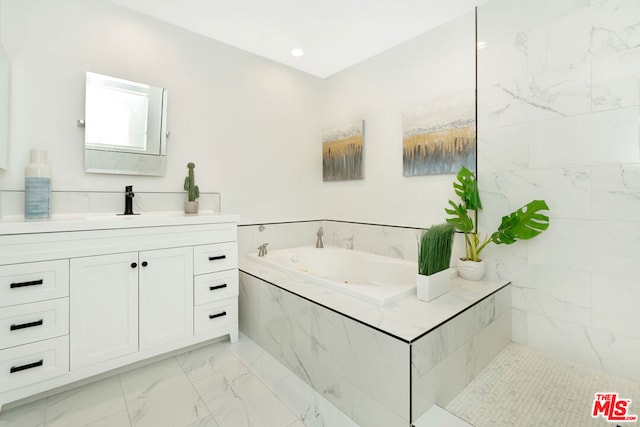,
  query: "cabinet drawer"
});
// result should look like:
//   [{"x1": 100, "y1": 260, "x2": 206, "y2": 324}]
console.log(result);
[
  {"x1": 0, "y1": 298, "x2": 69, "y2": 350},
  {"x1": 194, "y1": 270, "x2": 239, "y2": 305},
  {"x1": 0, "y1": 335, "x2": 69, "y2": 392},
  {"x1": 194, "y1": 299, "x2": 237, "y2": 335},
  {"x1": 194, "y1": 242, "x2": 237, "y2": 275},
  {"x1": 0, "y1": 260, "x2": 69, "y2": 307}
]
